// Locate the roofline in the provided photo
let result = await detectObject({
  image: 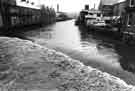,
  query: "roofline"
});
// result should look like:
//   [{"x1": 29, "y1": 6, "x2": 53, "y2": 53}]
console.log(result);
[{"x1": 113, "y1": 1, "x2": 126, "y2": 6}]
